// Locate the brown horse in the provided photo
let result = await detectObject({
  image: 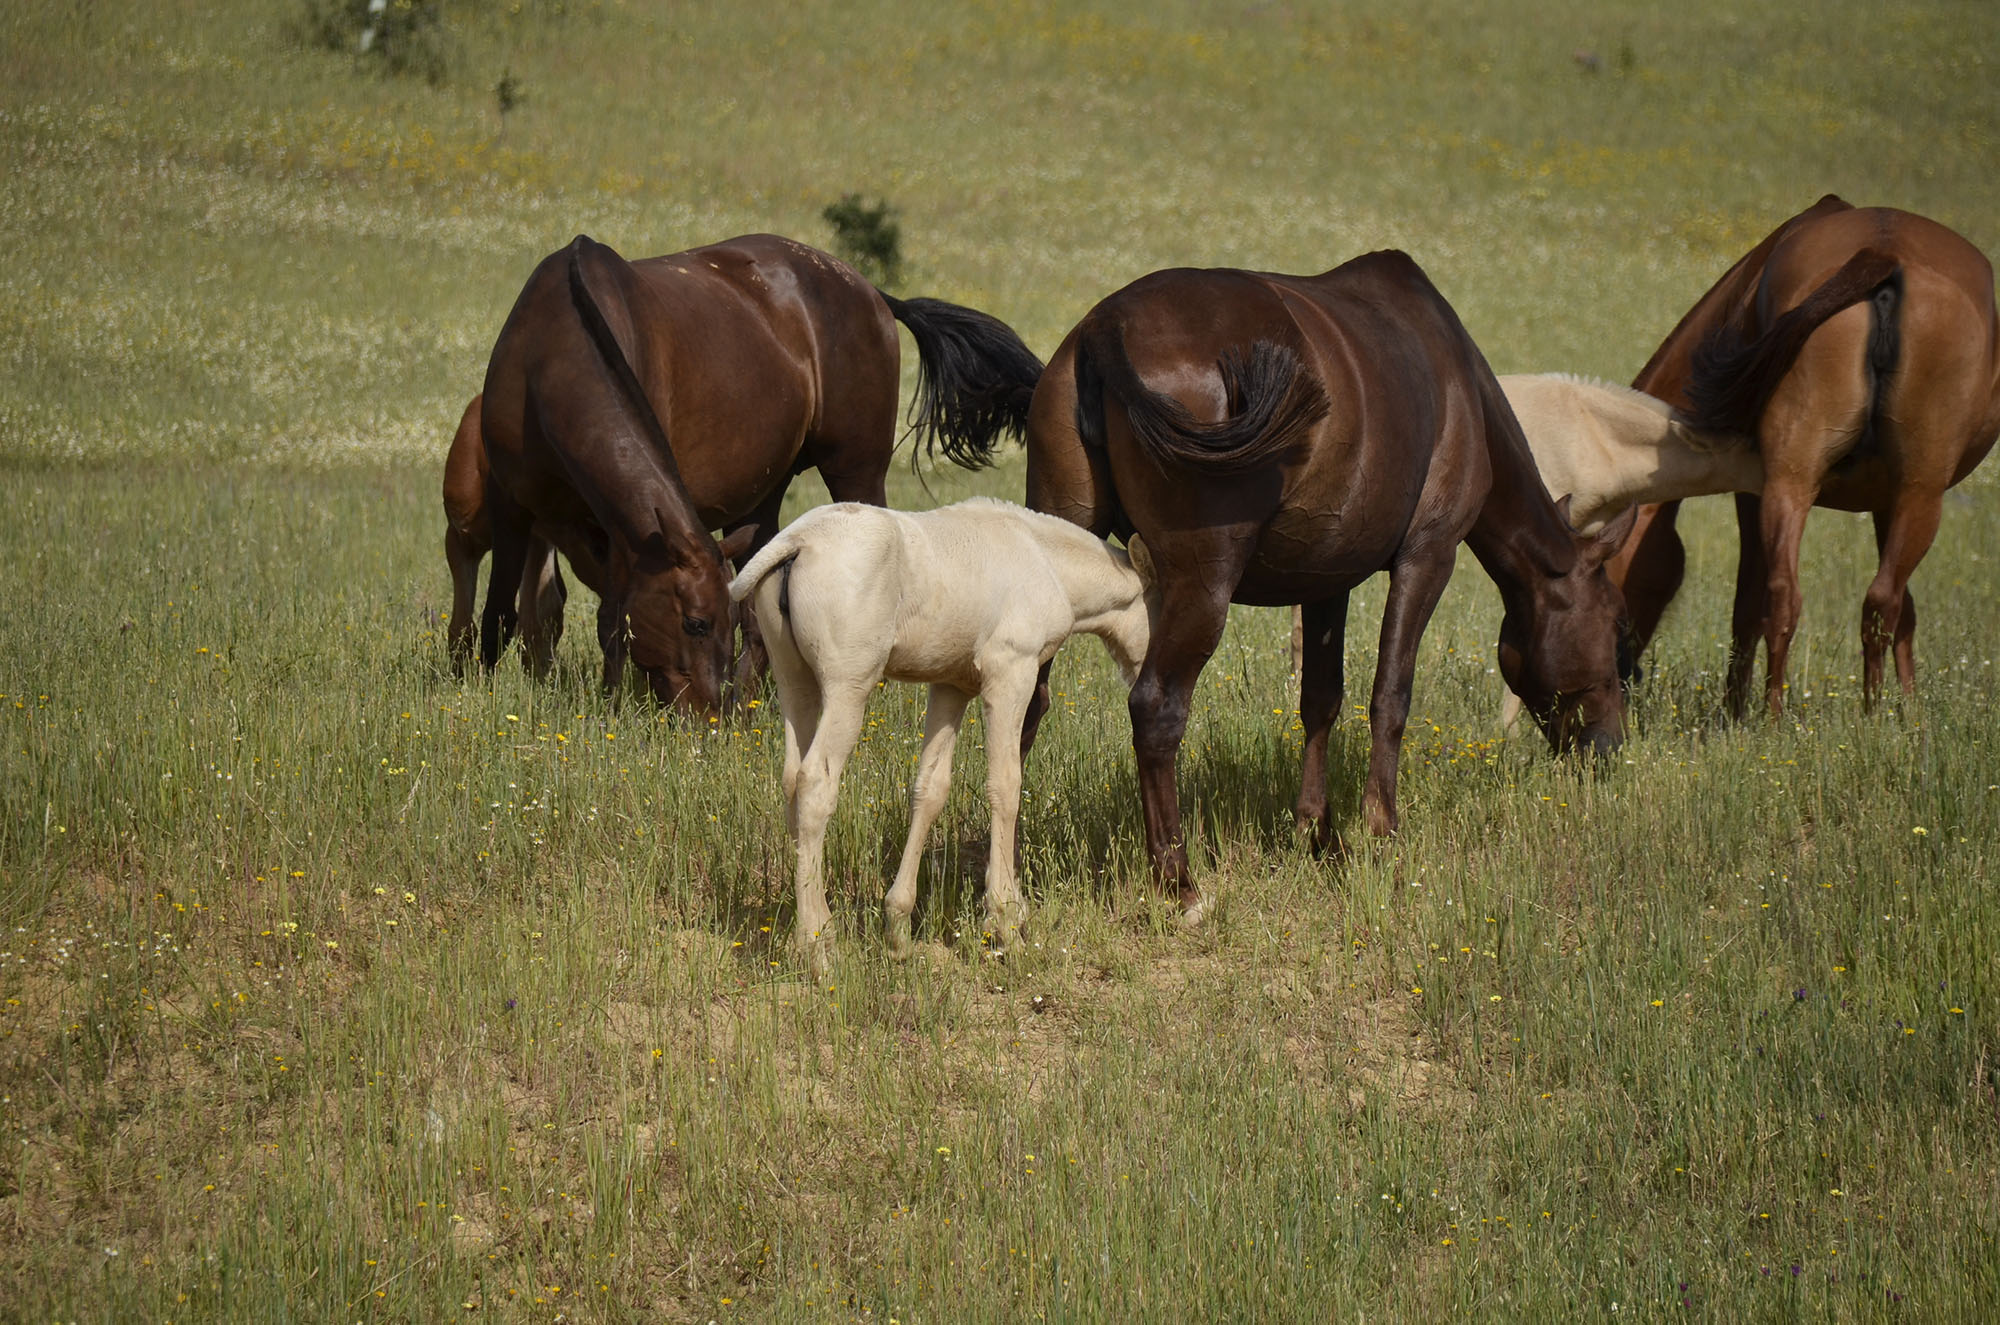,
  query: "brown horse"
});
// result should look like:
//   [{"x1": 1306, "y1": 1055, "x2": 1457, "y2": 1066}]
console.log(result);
[
  {"x1": 478, "y1": 233, "x2": 1043, "y2": 712},
  {"x1": 1613, "y1": 196, "x2": 2000, "y2": 714},
  {"x1": 442, "y1": 393, "x2": 568, "y2": 673},
  {"x1": 1025, "y1": 252, "x2": 1635, "y2": 908}
]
